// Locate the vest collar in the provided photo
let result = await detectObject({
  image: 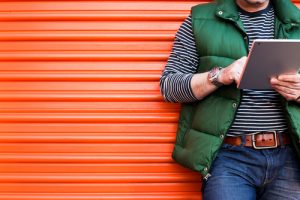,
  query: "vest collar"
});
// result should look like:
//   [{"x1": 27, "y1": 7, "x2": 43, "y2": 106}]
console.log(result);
[
  {"x1": 215, "y1": 0, "x2": 300, "y2": 25},
  {"x1": 215, "y1": 0, "x2": 239, "y2": 21},
  {"x1": 272, "y1": 0, "x2": 300, "y2": 25}
]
